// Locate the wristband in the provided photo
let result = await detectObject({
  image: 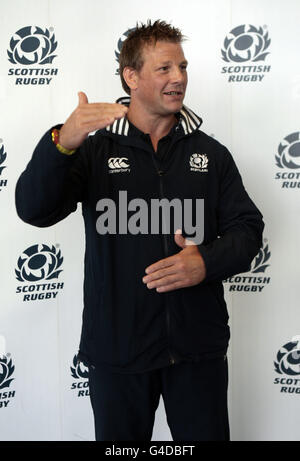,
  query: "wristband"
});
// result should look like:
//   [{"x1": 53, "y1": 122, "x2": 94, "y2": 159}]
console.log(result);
[{"x1": 51, "y1": 128, "x2": 76, "y2": 155}]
